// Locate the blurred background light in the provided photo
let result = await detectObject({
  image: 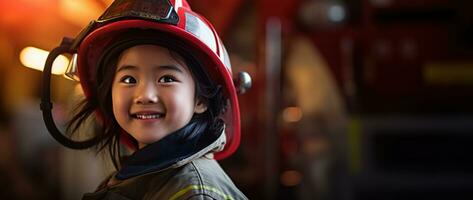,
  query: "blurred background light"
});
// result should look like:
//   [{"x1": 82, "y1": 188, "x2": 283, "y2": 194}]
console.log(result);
[
  {"x1": 328, "y1": 5, "x2": 345, "y2": 22},
  {"x1": 282, "y1": 106, "x2": 303, "y2": 123},
  {"x1": 20, "y1": 46, "x2": 69, "y2": 75},
  {"x1": 280, "y1": 170, "x2": 302, "y2": 187},
  {"x1": 59, "y1": 0, "x2": 104, "y2": 27}
]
